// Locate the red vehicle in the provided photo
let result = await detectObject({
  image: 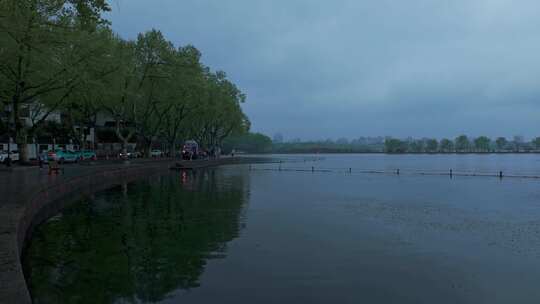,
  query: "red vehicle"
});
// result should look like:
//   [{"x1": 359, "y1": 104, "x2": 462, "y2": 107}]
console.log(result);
[{"x1": 182, "y1": 140, "x2": 199, "y2": 160}]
